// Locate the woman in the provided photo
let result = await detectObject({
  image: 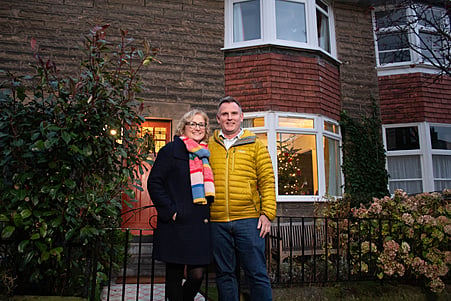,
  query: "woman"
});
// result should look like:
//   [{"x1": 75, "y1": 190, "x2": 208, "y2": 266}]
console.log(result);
[{"x1": 148, "y1": 109, "x2": 214, "y2": 301}]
